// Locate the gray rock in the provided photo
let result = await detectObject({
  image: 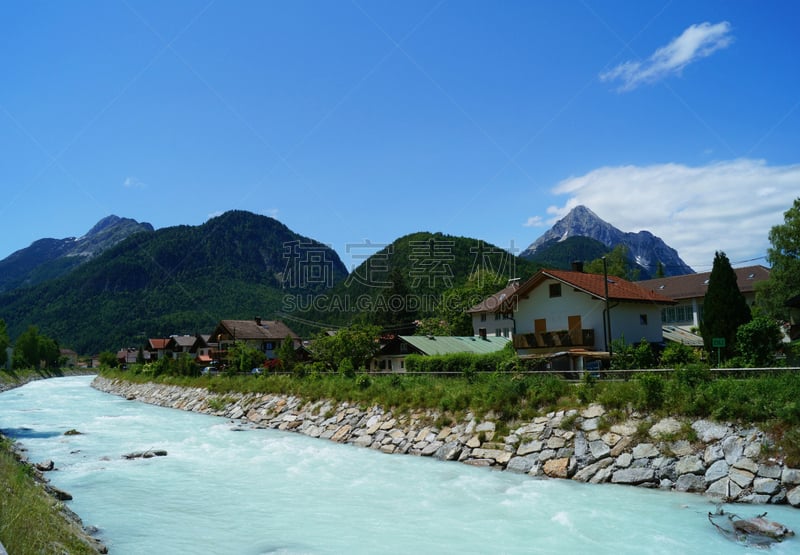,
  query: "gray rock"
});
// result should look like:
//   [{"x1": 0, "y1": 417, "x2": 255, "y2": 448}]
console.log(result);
[
  {"x1": 692, "y1": 420, "x2": 730, "y2": 443},
  {"x1": 34, "y1": 460, "x2": 55, "y2": 472},
  {"x1": 729, "y1": 467, "x2": 755, "y2": 489},
  {"x1": 546, "y1": 436, "x2": 566, "y2": 449},
  {"x1": 649, "y1": 417, "x2": 682, "y2": 439},
  {"x1": 786, "y1": 485, "x2": 800, "y2": 507},
  {"x1": 632, "y1": 443, "x2": 659, "y2": 459},
  {"x1": 703, "y1": 443, "x2": 724, "y2": 465},
  {"x1": 589, "y1": 466, "x2": 613, "y2": 484},
  {"x1": 758, "y1": 464, "x2": 782, "y2": 479},
  {"x1": 581, "y1": 417, "x2": 599, "y2": 432},
  {"x1": 589, "y1": 440, "x2": 611, "y2": 460},
  {"x1": 573, "y1": 432, "x2": 588, "y2": 459},
  {"x1": 770, "y1": 490, "x2": 787, "y2": 505},
  {"x1": 581, "y1": 404, "x2": 604, "y2": 419},
  {"x1": 616, "y1": 453, "x2": 633, "y2": 468},
  {"x1": 538, "y1": 449, "x2": 556, "y2": 462},
  {"x1": 722, "y1": 436, "x2": 744, "y2": 464},
  {"x1": 420, "y1": 441, "x2": 444, "y2": 457},
  {"x1": 732, "y1": 457, "x2": 758, "y2": 474},
  {"x1": 675, "y1": 455, "x2": 704, "y2": 476},
  {"x1": 506, "y1": 455, "x2": 538, "y2": 474},
  {"x1": 753, "y1": 478, "x2": 781, "y2": 496},
  {"x1": 705, "y1": 478, "x2": 742, "y2": 500},
  {"x1": 517, "y1": 440, "x2": 544, "y2": 456},
  {"x1": 675, "y1": 473, "x2": 706, "y2": 493},
  {"x1": 573, "y1": 458, "x2": 614, "y2": 483},
  {"x1": 659, "y1": 478, "x2": 674, "y2": 489},
  {"x1": 782, "y1": 467, "x2": 800, "y2": 486},
  {"x1": 668, "y1": 440, "x2": 694, "y2": 457},
  {"x1": 612, "y1": 468, "x2": 655, "y2": 485},
  {"x1": 704, "y1": 460, "x2": 729, "y2": 484},
  {"x1": 556, "y1": 447, "x2": 574, "y2": 459},
  {"x1": 352, "y1": 435, "x2": 373, "y2": 448}
]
